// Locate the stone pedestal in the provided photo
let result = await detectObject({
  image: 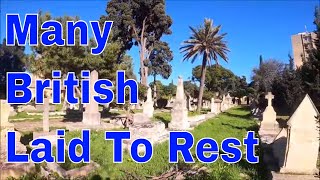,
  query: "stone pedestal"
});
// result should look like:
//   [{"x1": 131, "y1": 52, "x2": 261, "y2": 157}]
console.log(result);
[
  {"x1": 123, "y1": 121, "x2": 168, "y2": 153},
  {"x1": 0, "y1": 100, "x2": 32, "y2": 179},
  {"x1": 260, "y1": 106, "x2": 277, "y2": 131},
  {"x1": 169, "y1": 107, "x2": 190, "y2": 130},
  {"x1": 169, "y1": 77, "x2": 190, "y2": 130},
  {"x1": 82, "y1": 112, "x2": 101, "y2": 126},
  {"x1": 1, "y1": 101, "x2": 27, "y2": 163}
]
